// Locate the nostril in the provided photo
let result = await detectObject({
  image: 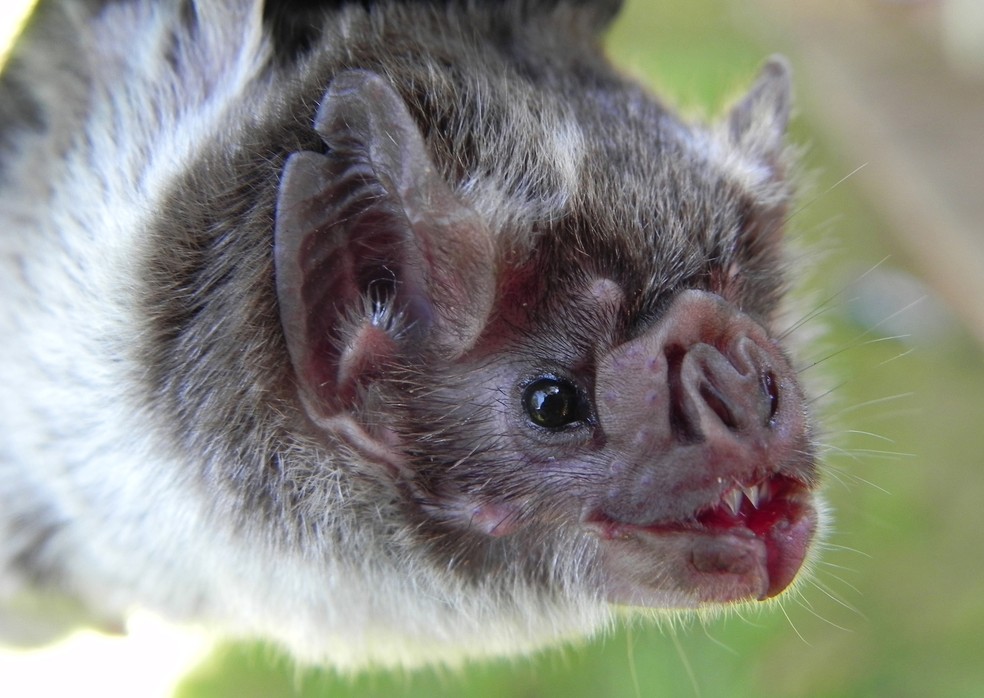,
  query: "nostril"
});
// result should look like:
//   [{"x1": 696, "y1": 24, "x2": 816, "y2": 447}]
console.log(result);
[
  {"x1": 761, "y1": 370, "x2": 779, "y2": 424},
  {"x1": 666, "y1": 344, "x2": 704, "y2": 444},
  {"x1": 665, "y1": 339, "x2": 786, "y2": 441},
  {"x1": 699, "y1": 381, "x2": 739, "y2": 431}
]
